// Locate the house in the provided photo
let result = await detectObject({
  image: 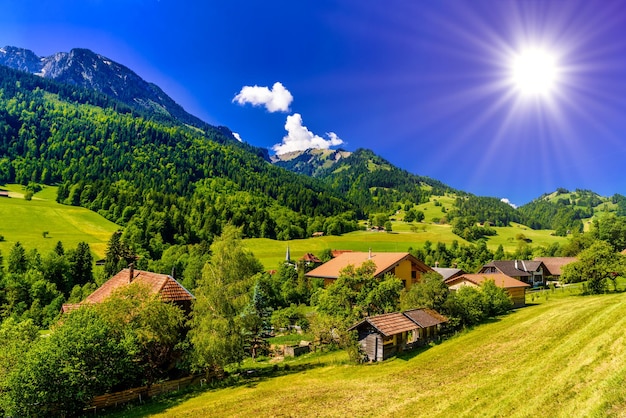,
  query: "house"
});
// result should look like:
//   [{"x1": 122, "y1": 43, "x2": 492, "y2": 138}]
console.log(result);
[
  {"x1": 348, "y1": 308, "x2": 447, "y2": 362},
  {"x1": 300, "y1": 252, "x2": 322, "y2": 266},
  {"x1": 432, "y1": 267, "x2": 465, "y2": 281},
  {"x1": 533, "y1": 257, "x2": 577, "y2": 281},
  {"x1": 477, "y1": 260, "x2": 547, "y2": 286},
  {"x1": 312, "y1": 231, "x2": 324, "y2": 237},
  {"x1": 305, "y1": 251, "x2": 433, "y2": 289},
  {"x1": 444, "y1": 273, "x2": 530, "y2": 308},
  {"x1": 61, "y1": 267, "x2": 194, "y2": 314},
  {"x1": 0, "y1": 191, "x2": 9, "y2": 198}
]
